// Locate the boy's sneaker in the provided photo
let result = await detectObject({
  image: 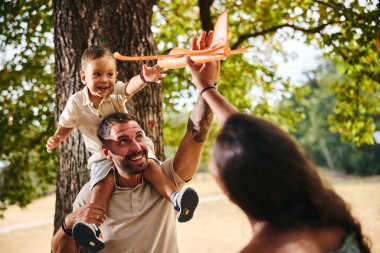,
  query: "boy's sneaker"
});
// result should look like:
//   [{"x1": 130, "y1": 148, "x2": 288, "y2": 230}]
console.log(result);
[
  {"x1": 174, "y1": 187, "x2": 199, "y2": 222},
  {"x1": 72, "y1": 221, "x2": 105, "y2": 252}
]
